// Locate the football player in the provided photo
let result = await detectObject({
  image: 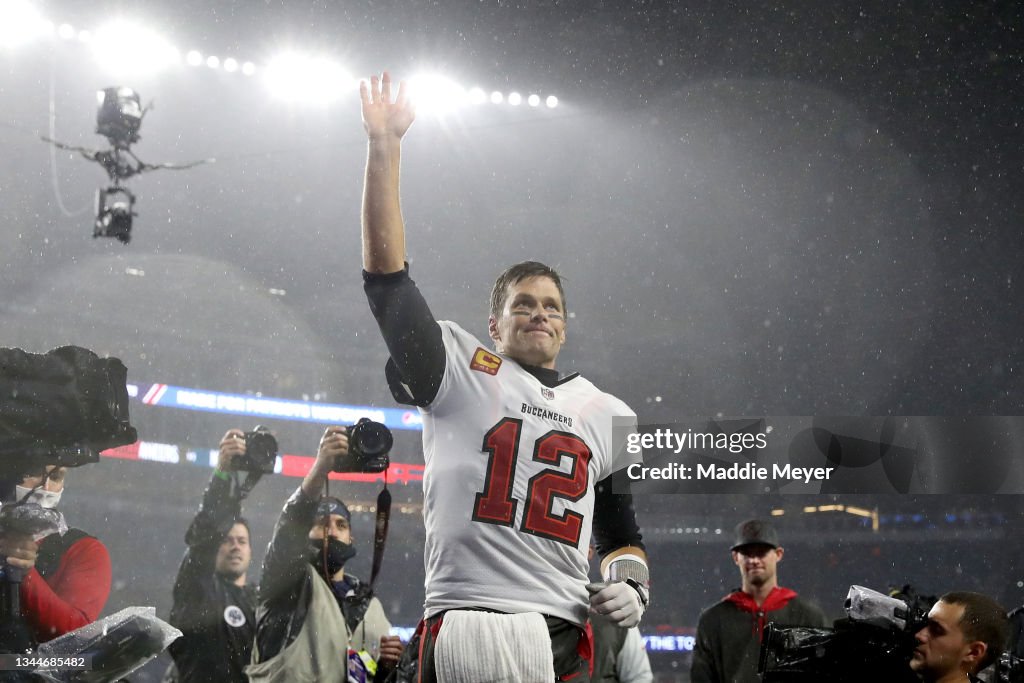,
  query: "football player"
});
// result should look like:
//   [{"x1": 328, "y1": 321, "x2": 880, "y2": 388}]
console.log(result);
[{"x1": 359, "y1": 71, "x2": 649, "y2": 682}]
